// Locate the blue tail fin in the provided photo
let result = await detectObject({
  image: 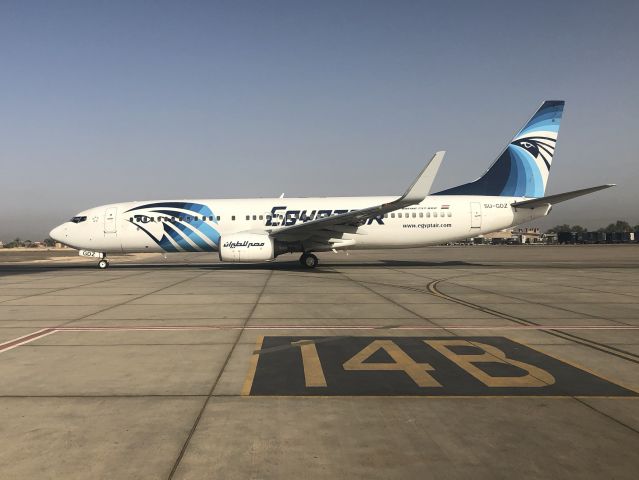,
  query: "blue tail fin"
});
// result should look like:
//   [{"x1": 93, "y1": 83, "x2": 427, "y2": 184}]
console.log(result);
[{"x1": 435, "y1": 100, "x2": 564, "y2": 197}]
